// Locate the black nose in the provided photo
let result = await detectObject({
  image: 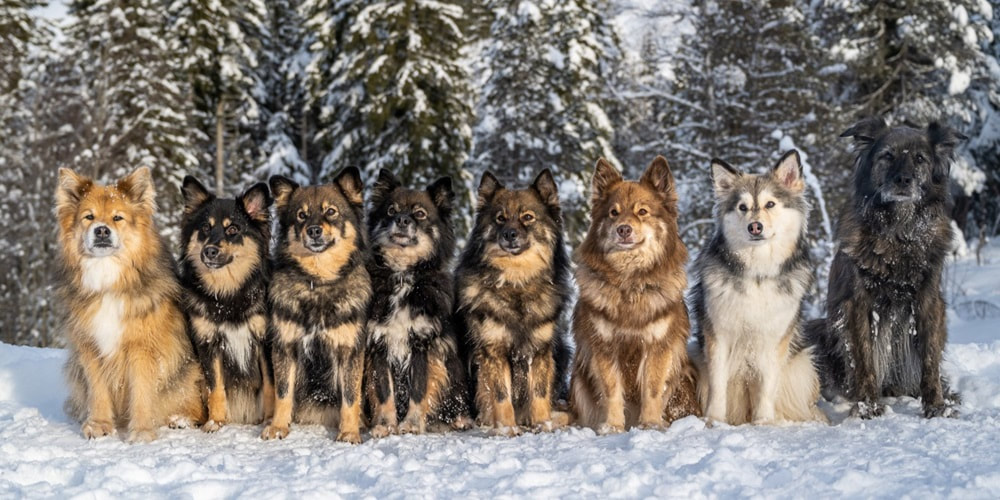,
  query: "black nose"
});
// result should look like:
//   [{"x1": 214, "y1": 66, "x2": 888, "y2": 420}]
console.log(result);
[
  {"x1": 894, "y1": 174, "x2": 913, "y2": 187},
  {"x1": 616, "y1": 225, "x2": 632, "y2": 239},
  {"x1": 502, "y1": 228, "x2": 518, "y2": 242},
  {"x1": 93, "y1": 225, "x2": 111, "y2": 240},
  {"x1": 202, "y1": 246, "x2": 220, "y2": 260},
  {"x1": 306, "y1": 225, "x2": 323, "y2": 240},
  {"x1": 748, "y1": 222, "x2": 763, "y2": 236},
  {"x1": 397, "y1": 215, "x2": 413, "y2": 227}
]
